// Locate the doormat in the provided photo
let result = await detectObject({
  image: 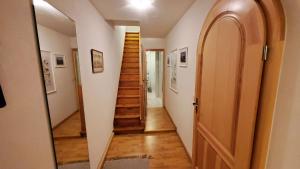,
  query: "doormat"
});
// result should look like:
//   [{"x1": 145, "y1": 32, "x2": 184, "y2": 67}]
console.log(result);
[
  {"x1": 103, "y1": 155, "x2": 152, "y2": 169},
  {"x1": 58, "y1": 161, "x2": 90, "y2": 169}
]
